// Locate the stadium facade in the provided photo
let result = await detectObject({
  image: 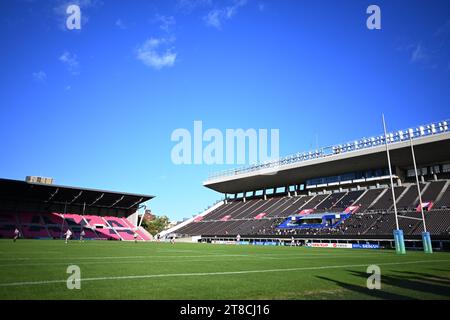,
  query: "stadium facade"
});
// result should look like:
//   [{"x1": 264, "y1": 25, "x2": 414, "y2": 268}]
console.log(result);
[{"x1": 164, "y1": 120, "x2": 450, "y2": 249}]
